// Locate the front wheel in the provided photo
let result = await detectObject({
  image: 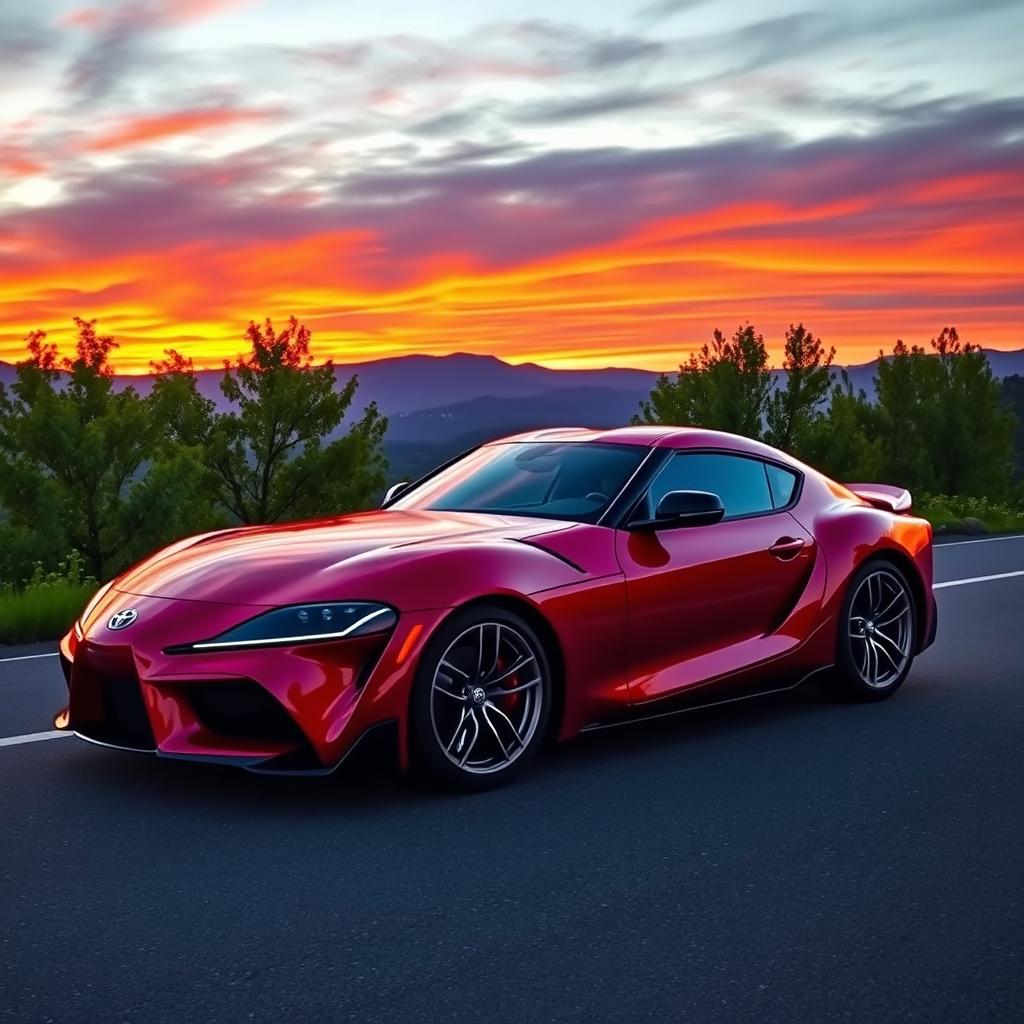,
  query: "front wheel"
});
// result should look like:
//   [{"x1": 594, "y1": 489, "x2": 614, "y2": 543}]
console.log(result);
[
  {"x1": 410, "y1": 606, "x2": 552, "y2": 790},
  {"x1": 832, "y1": 560, "x2": 917, "y2": 700}
]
